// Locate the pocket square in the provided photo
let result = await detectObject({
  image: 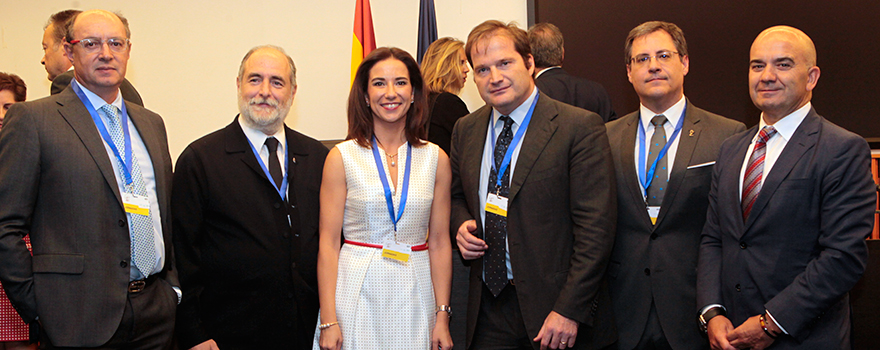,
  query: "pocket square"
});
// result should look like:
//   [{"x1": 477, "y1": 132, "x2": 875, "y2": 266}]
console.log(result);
[{"x1": 687, "y1": 161, "x2": 716, "y2": 169}]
